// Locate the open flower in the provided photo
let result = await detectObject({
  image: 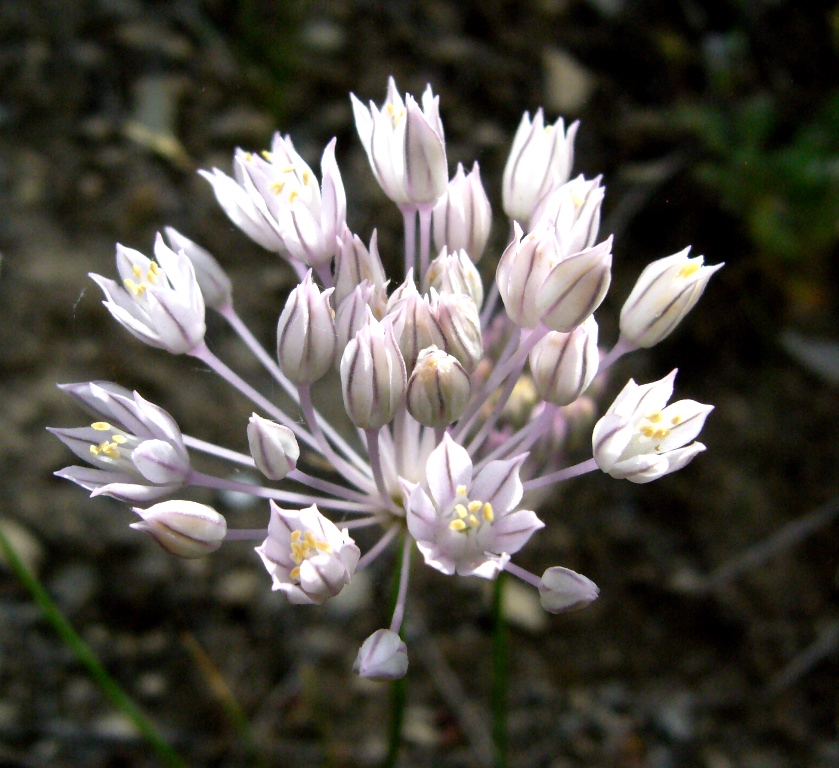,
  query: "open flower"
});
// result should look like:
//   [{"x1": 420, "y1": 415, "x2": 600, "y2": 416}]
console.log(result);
[
  {"x1": 90, "y1": 234, "x2": 206, "y2": 354},
  {"x1": 592, "y1": 370, "x2": 713, "y2": 483},
  {"x1": 255, "y1": 502, "x2": 360, "y2": 604},
  {"x1": 50, "y1": 381, "x2": 190, "y2": 503},
  {"x1": 351, "y1": 76, "x2": 448, "y2": 207},
  {"x1": 406, "y1": 434, "x2": 544, "y2": 578}
]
